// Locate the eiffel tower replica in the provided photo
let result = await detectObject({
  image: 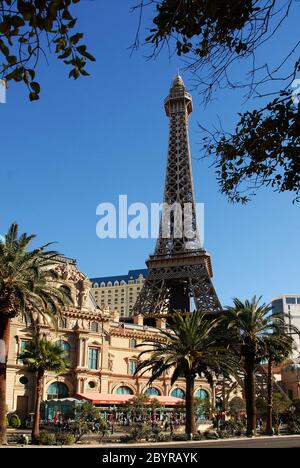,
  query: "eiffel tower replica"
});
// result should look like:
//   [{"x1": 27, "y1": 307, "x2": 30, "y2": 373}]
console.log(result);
[{"x1": 133, "y1": 75, "x2": 222, "y2": 318}]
